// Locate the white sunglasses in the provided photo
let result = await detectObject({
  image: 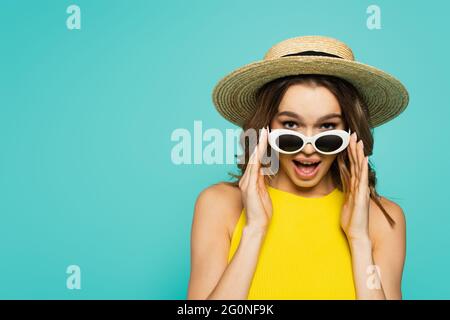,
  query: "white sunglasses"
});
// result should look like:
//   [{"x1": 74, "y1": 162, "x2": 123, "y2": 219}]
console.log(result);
[{"x1": 268, "y1": 128, "x2": 352, "y2": 155}]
